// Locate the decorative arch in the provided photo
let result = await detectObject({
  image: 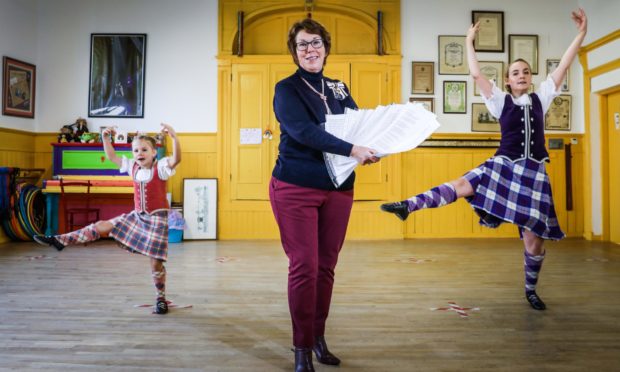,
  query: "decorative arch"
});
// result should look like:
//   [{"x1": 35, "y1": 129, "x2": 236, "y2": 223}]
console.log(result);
[{"x1": 228, "y1": 4, "x2": 395, "y2": 55}]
